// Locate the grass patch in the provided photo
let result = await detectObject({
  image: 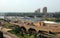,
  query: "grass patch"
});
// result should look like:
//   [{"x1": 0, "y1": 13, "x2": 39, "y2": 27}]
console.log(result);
[
  {"x1": 3, "y1": 22, "x2": 14, "y2": 29},
  {"x1": 45, "y1": 18, "x2": 60, "y2": 22},
  {"x1": 8, "y1": 30, "x2": 35, "y2": 38}
]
